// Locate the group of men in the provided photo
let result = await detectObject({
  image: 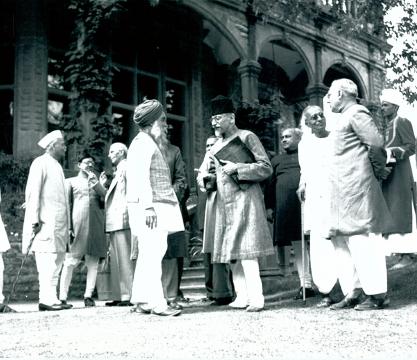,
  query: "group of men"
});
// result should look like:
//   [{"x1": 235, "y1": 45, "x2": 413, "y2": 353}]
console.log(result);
[{"x1": 13, "y1": 77, "x2": 415, "y2": 315}]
